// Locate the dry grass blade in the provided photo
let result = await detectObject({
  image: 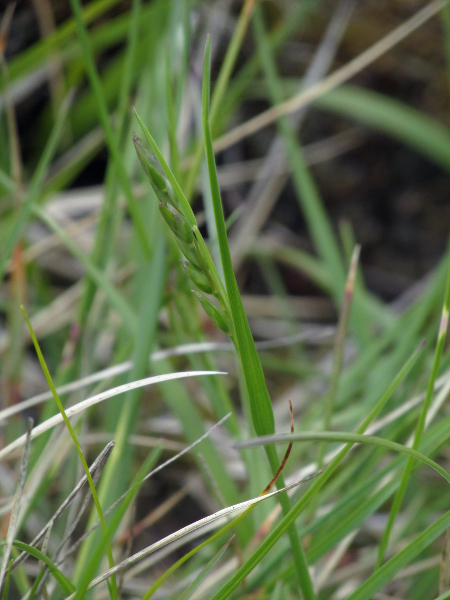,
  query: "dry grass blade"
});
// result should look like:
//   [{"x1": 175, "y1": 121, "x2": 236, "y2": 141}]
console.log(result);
[
  {"x1": 0, "y1": 371, "x2": 226, "y2": 461},
  {"x1": 58, "y1": 416, "x2": 232, "y2": 562},
  {"x1": 10, "y1": 441, "x2": 115, "y2": 574},
  {"x1": 65, "y1": 473, "x2": 321, "y2": 598},
  {"x1": 0, "y1": 418, "x2": 32, "y2": 589},
  {"x1": 0, "y1": 331, "x2": 330, "y2": 423}
]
